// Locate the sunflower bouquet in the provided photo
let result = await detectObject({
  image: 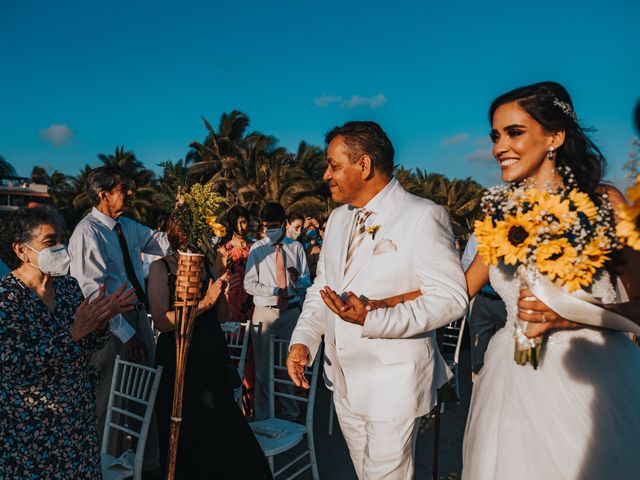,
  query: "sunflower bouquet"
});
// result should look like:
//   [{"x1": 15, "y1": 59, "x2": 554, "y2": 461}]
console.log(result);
[
  {"x1": 616, "y1": 175, "x2": 640, "y2": 251},
  {"x1": 474, "y1": 180, "x2": 617, "y2": 368}
]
